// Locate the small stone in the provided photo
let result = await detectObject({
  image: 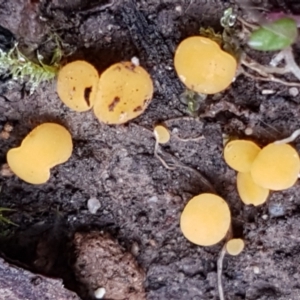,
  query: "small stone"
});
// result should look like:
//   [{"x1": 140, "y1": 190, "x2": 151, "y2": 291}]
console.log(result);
[
  {"x1": 262, "y1": 214, "x2": 268, "y2": 220},
  {"x1": 148, "y1": 196, "x2": 158, "y2": 203},
  {"x1": 1, "y1": 164, "x2": 14, "y2": 177},
  {"x1": 253, "y1": 266, "x2": 260, "y2": 274},
  {"x1": 4, "y1": 123, "x2": 13, "y2": 132},
  {"x1": 87, "y1": 198, "x2": 101, "y2": 214},
  {"x1": 245, "y1": 127, "x2": 253, "y2": 136},
  {"x1": 175, "y1": 5, "x2": 182, "y2": 13},
  {"x1": 289, "y1": 87, "x2": 299, "y2": 97},
  {"x1": 0, "y1": 131, "x2": 10, "y2": 139},
  {"x1": 94, "y1": 287, "x2": 106, "y2": 299},
  {"x1": 131, "y1": 242, "x2": 140, "y2": 256},
  {"x1": 131, "y1": 56, "x2": 140, "y2": 66}
]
